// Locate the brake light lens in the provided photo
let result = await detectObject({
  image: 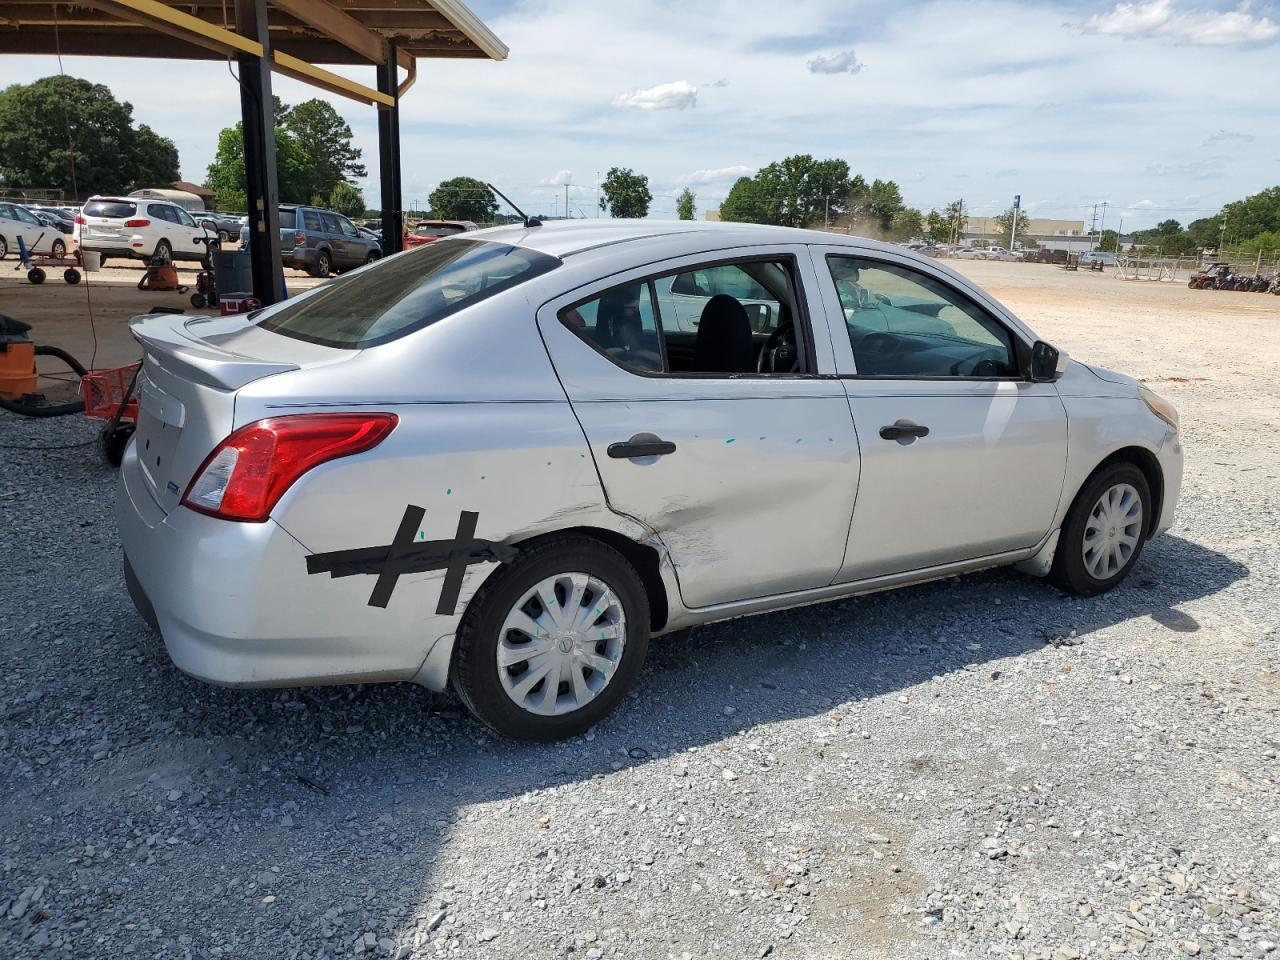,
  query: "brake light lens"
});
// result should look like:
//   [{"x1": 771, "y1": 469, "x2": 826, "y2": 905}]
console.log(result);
[
  {"x1": 182, "y1": 413, "x2": 398, "y2": 521},
  {"x1": 294, "y1": 231, "x2": 306, "y2": 246},
  {"x1": 125, "y1": 218, "x2": 150, "y2": 228},
  {"x1": 74, "y1": 213, "x2": 86, "y2": 225}
]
